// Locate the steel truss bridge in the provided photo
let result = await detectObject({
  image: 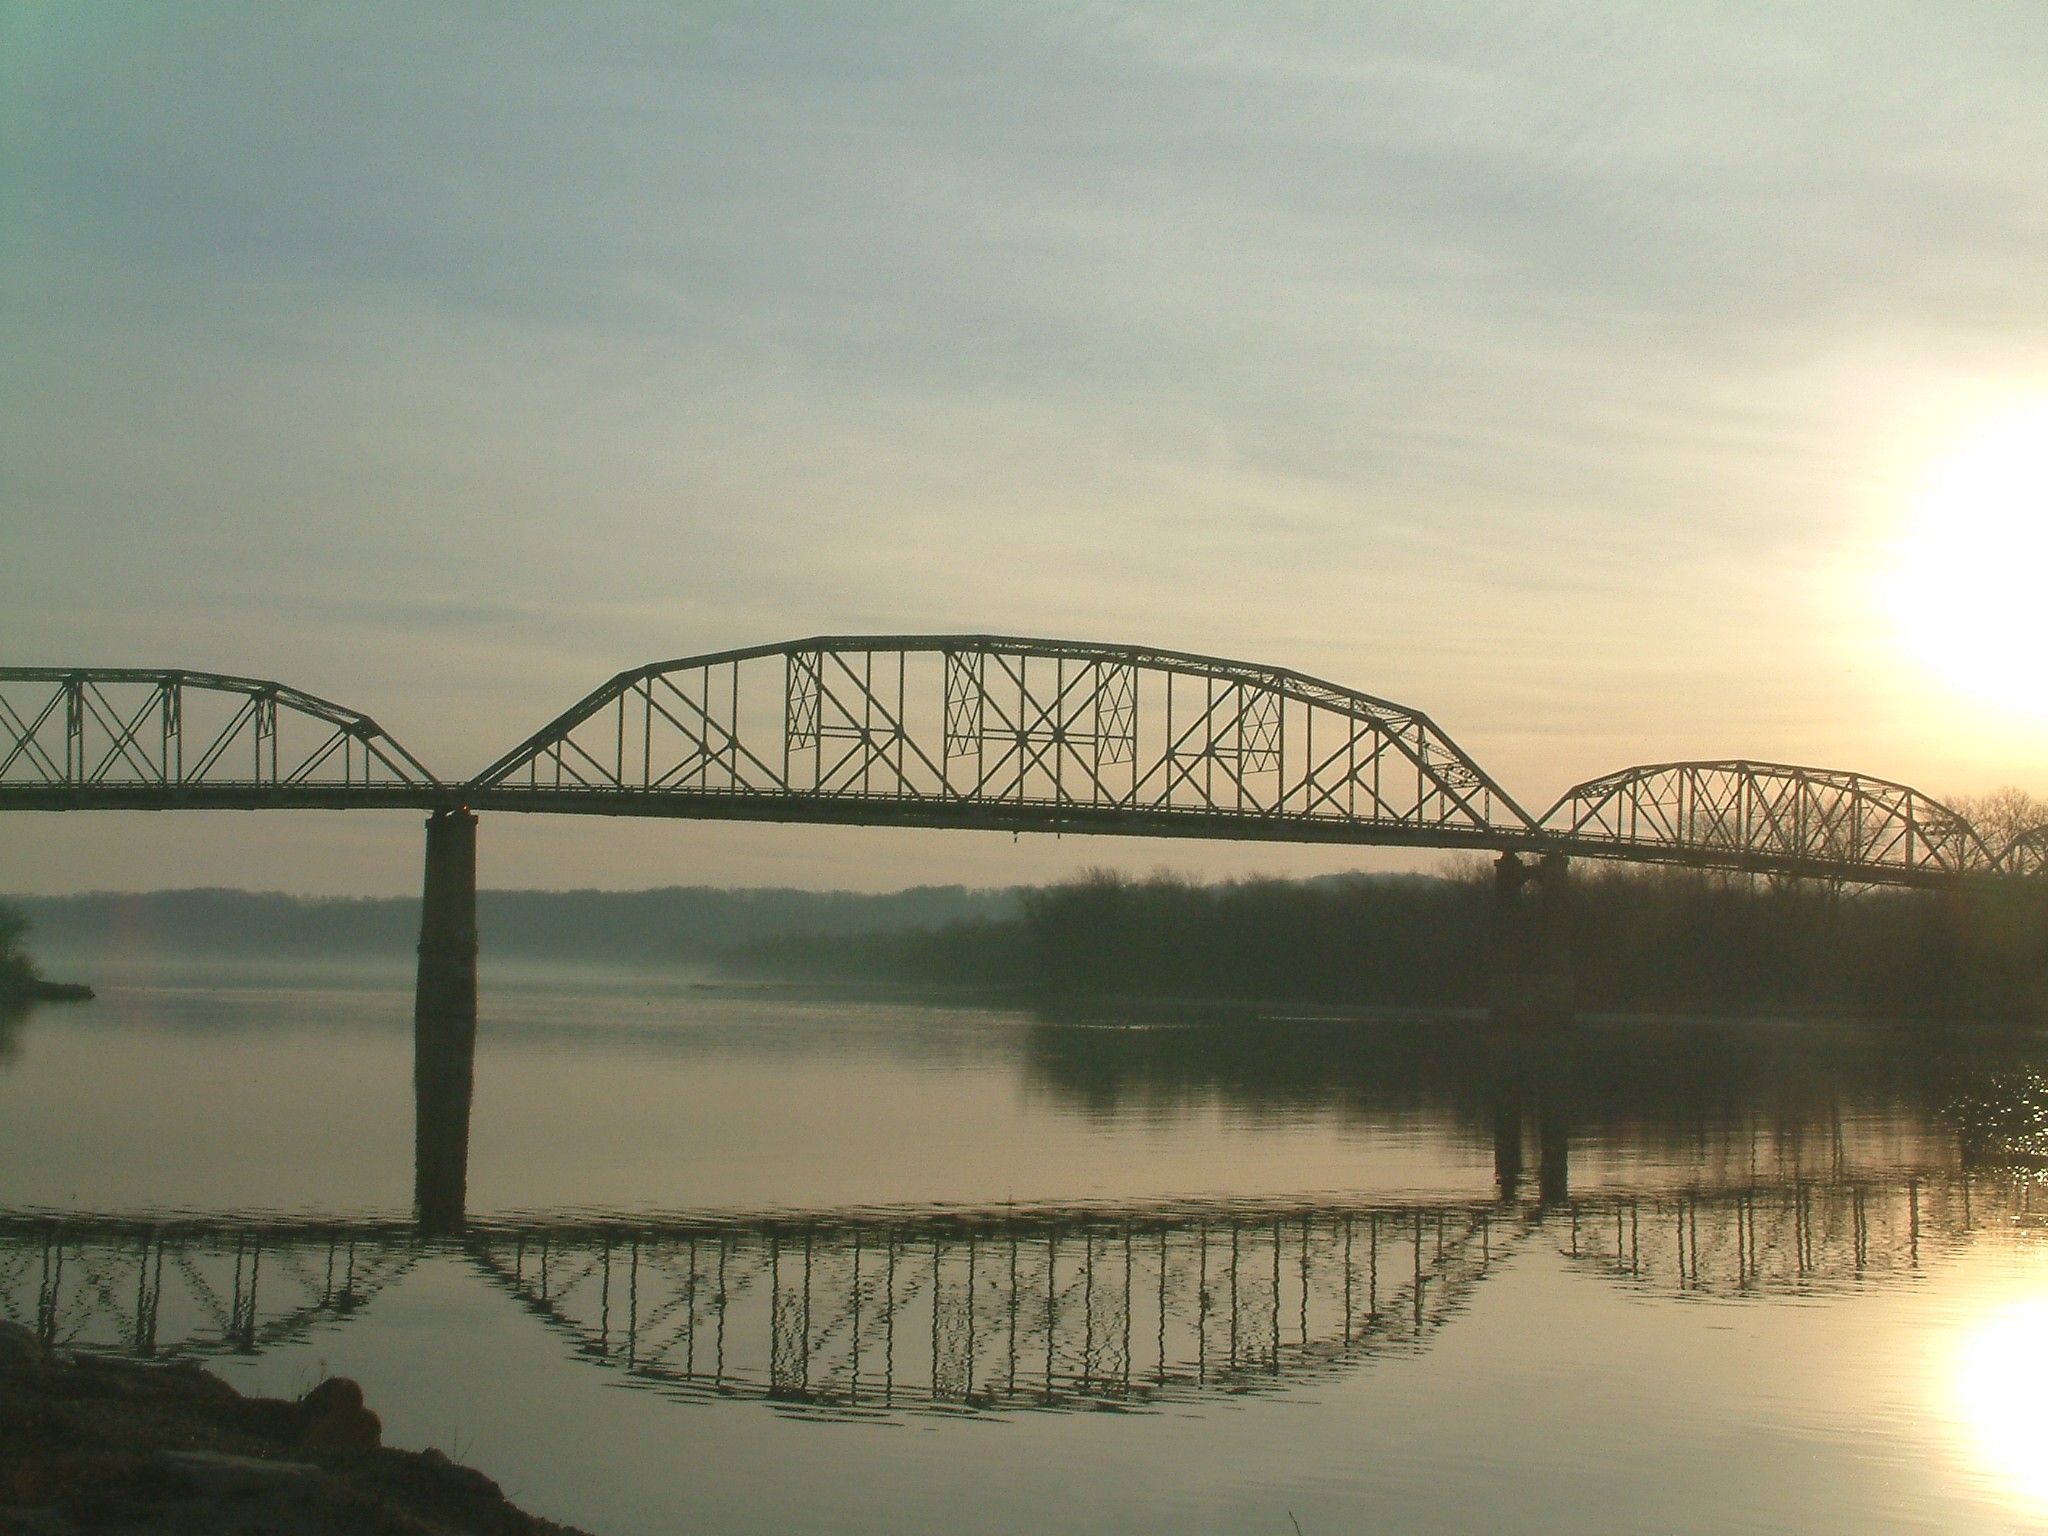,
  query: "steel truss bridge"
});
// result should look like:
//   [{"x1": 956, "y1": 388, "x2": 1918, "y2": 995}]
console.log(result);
[
  {"x1": 2, "y1": 636, "x2": 2042, "y2": 887},
  {"x1": 5, "y1": 1170, "x2": 2034, "y2": 1419}
]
